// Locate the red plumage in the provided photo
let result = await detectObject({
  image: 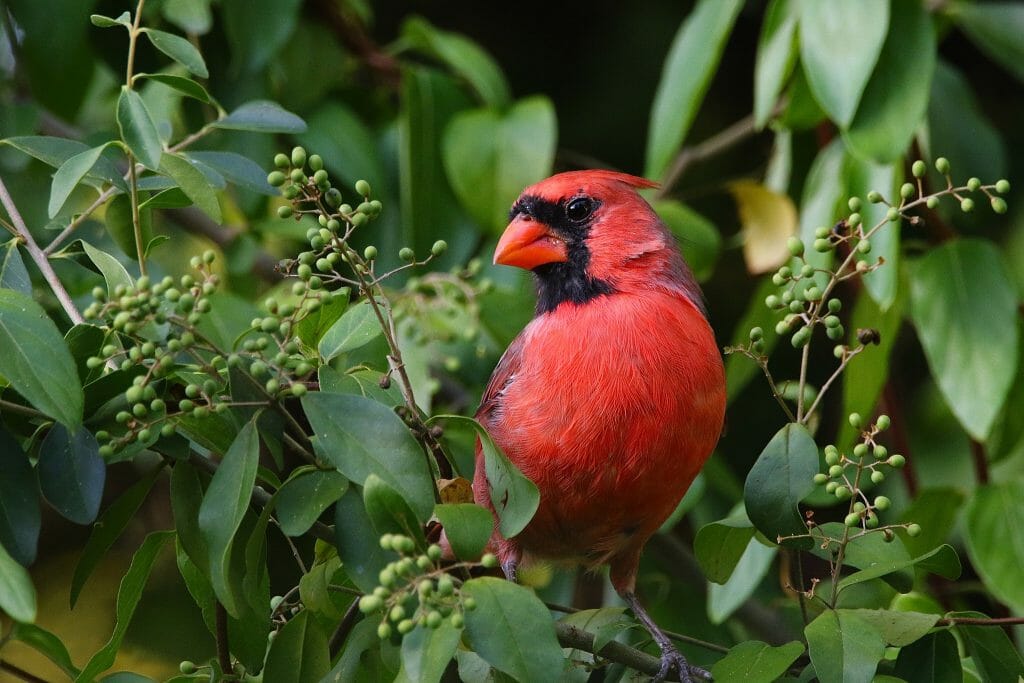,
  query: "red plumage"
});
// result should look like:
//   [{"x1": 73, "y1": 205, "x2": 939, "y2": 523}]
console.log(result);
[{"x1": 472, "y1": 170, "x2": 726, "y2": 681}]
